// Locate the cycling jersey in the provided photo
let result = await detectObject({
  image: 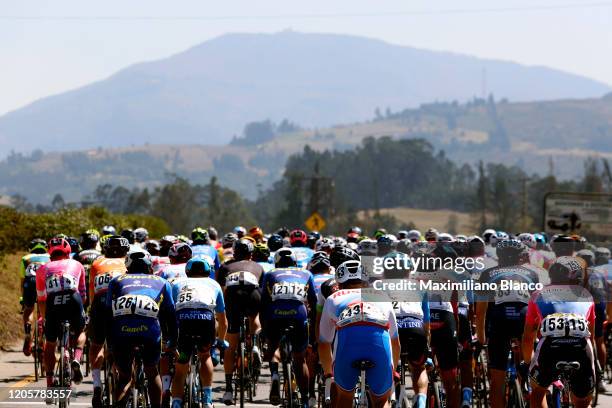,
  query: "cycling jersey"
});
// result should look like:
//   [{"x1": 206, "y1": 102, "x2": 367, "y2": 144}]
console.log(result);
[
  {"x1": 291, "y1": 247, "x2": 314, "y2": 269},
  {"x1": 526, "y1": 285, "x2": 596, "y2": 398},
  {"x1": 191, "y1": 244, "x2": 221, "y2": 275},
  {"x1": 319, "y1": 288, "x2": 397, "y2": 396},
  {"x1": 74, "y1": 249, "x2": 102, "y2": 268},
  {"x1": 316, "y1": 277, "x2": 339, "y2": 313},
  {"x1": 156, "y1": 263, "x2": 187, "y2": 283},
  {"x1": 392, "y1": 290, "x2": 430, "y2": 365},
  {"x1": 21, "y1": 253, "x2": 50, "y2": 307},
  {"x1": 152, "y1": 256, "x2": 170, "y2": 274},
  {"x1": 88, "y1": 257, "x2": 126, "y2": 344},
  {"x1": 586, "y1": 266, "x2": 609, "y2": 337},
  {"x1": 172, "y1": 276, "x2": 225, "y2": 363},
  {"x1": 105, "y1": 273, "x2": 177, "y2": 369}
]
